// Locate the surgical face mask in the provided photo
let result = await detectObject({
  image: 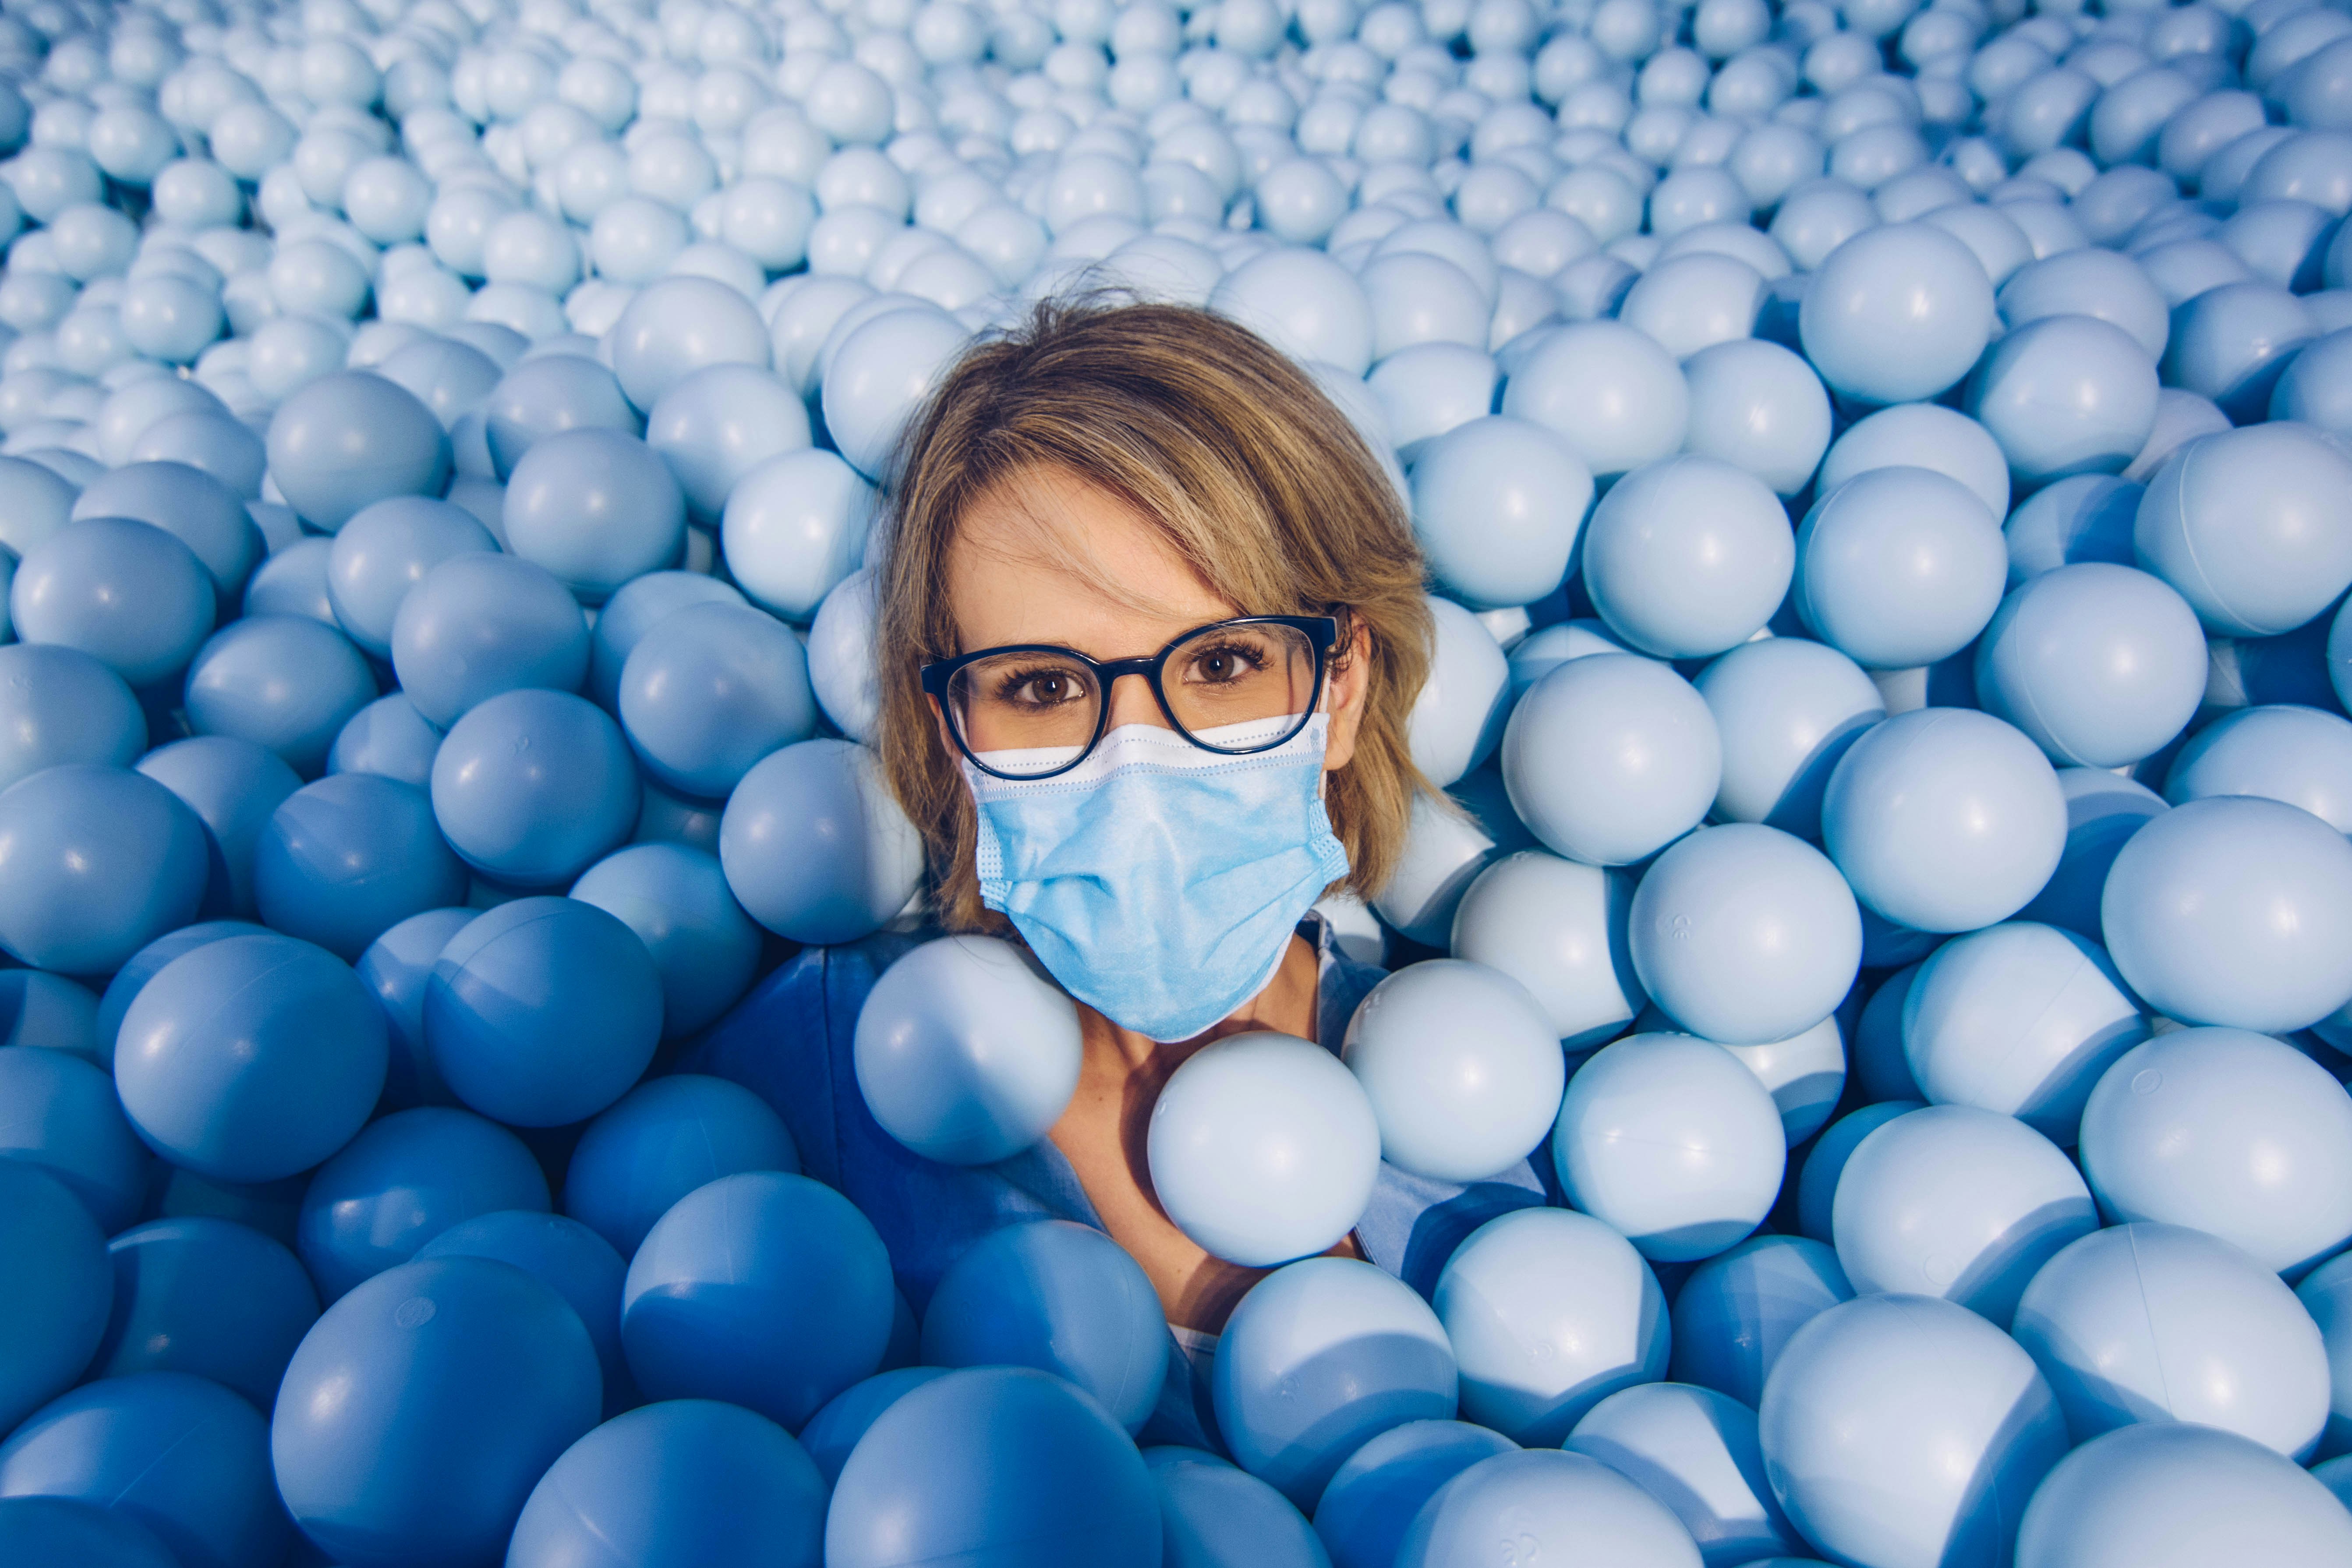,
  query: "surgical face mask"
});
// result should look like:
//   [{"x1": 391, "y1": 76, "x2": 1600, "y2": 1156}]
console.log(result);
[{"x1": 964, "y1": 711, "x2": 1350, "y2": 1043}]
